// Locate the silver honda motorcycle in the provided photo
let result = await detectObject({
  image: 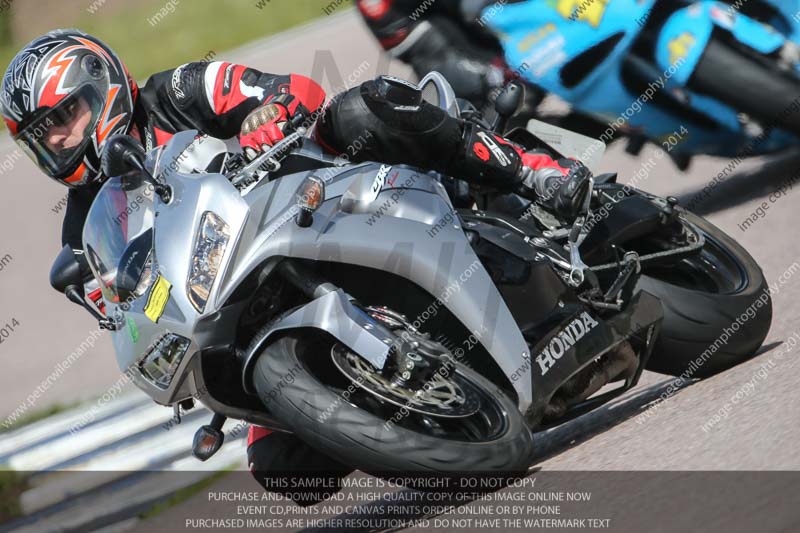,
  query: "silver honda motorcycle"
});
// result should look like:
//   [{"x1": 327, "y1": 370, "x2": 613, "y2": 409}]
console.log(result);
[{"x1": 50, "y1": 74, "x2": 772, "y2": 474}]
